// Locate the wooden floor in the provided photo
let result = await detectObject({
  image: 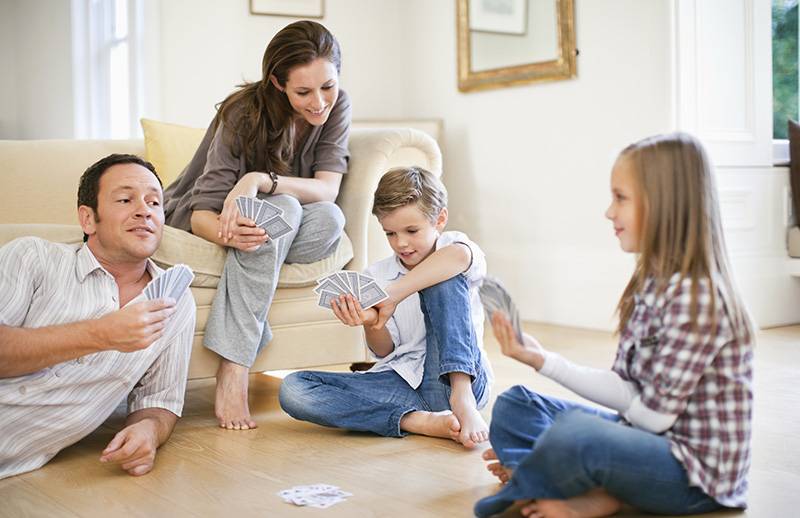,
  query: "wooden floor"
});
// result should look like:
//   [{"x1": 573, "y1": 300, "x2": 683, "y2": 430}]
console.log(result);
[{"x1": 2, "y1": 323, "x2": 798, "y2": 517}]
